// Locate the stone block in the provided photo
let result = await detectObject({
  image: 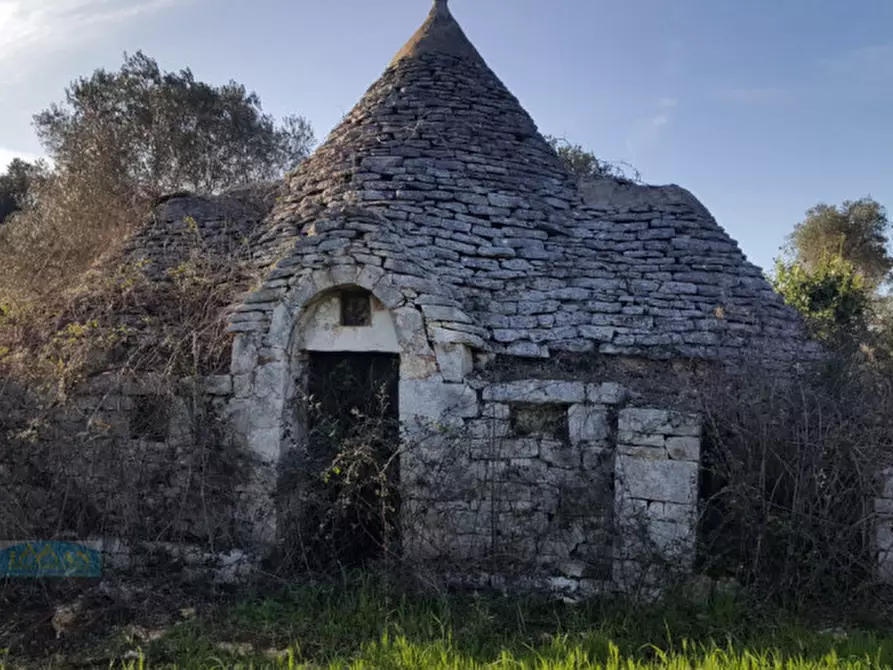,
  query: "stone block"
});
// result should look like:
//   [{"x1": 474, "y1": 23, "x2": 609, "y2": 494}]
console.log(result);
[
  {"x1": 880, "y1": 469, "x2": 893, "y2": 499},
  {"x1": 582, "y1": 445, "x2": 613, "y2": 470},
  {"x1": 482, "y1": 380, "x2": 585, "y2": 404},
  {"x1": 579, "y1": 326, "x2": 616, "y2": 342},
  {"x1": 400, "y1": 354, "x2": 440, "y2": 380},
  {"x1": 878, "y1": 521, "x2": 893, "y2": 553},
  {"x1": 202, "y1": 375, "x2": 233, "y2": 396},
  {"x1": 422, "y1": 305, "x2": 473, "y2": 323},
  {"x1": 558, "y1": 561, "x2": 587, "y2": 578},
  {"x1": 618, "y1": 432, "x2": 666, "y2": 448},
  {"x1": 586, "y1": 382, "x2": 629, "y2": 405},
  {"x1": 568, "y1": 405, "x2": 610, "y2": 445},
  {"x1": 254, "y1": 361, "x2": 287, "y2": 402},
  {"x1": 247, "y1": 427, "x2": 281, "y2": 463},
  {"x1": 618, "y1": 444, "x2": 667, "y2": 460},
  {"x1": 878, "y1": 521, "x2": 893, "y2": 583},
  {"x1": 615, "y1": 454, "x2": 698, "y2": 505},
  {"x1": 506, "y1": 342, "x2": 550, "y2": 358},
  {"x1": 266, "y1": 303, "x2": 293, "y2": 347},
  {"x1": 481, "y1": 402, "x2": 511, "y2": 420},
  {"x1": 225, "y1": 399, "x2": 251, "y2": 439},
  {"x1": 435, "y1": 343, "x2": 474, "y2": 382},
  {"x1": 372, "y1": 278, "x2": 405, "y2": 309},
  {"x1": 230, "y1": 334, "x2": 258, "y2": 375},
  {"x1": 330, "y1": 265, "x2": 358, "y2": 287},
  {"x1": 357, "y1": 265, "x2": 385, "y2": 290},
  {"x1": 652, "y1": 501, "x2": 695, "y2": 526},
  {"x1": 647, "y1": 520, "x2": 695, "y2": 558},
  {"x1": 466, "y1": 419, "x2": 511, "y2": 439},
  {"x1": 429, "y1": 326, "x2": 486, "y2": 350},
  {"x1": 244, "y1": 287, "x2": 284, "y2": 304},
  {"x1": 232, "y1": 374, "x2": 252, "y2": 399},
  {"x1": 539, "y1": 439, "x2": 579, "y2": 468},
  {"x1": 399, "y1": 380, "x2": 479, "y2": 420},
  {"x1": 166, "y1": 397, "x2": 191, "y2": 445},
  {"x1": 394, "y1": 307, "x2": 430, "y2": 351},
  {"x1": 618, "y1": 408, "x2": 701, "y2": 437},
  {"x1": 666, "y1": 436, "x2": 700, "y2": 462},
  {"x1": 618, "y1": 408, "x2": 669, "y2": 433},
  {"x1": 473, "y1": 438, "x2": 538, "y2": 459}
]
